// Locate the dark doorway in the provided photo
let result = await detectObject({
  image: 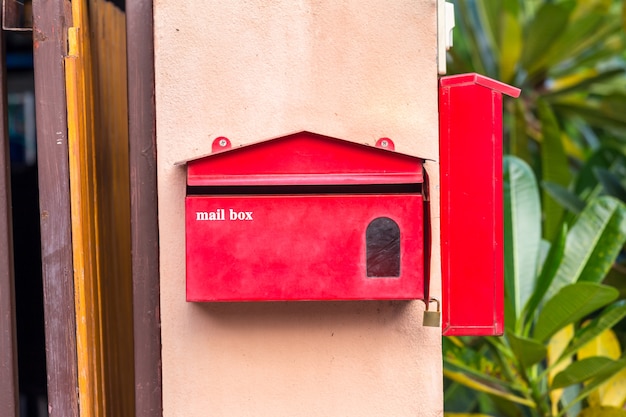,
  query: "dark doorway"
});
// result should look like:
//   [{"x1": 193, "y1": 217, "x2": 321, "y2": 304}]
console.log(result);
[{"x1": 7, "y1": 30, "x2": 48, "y2": 417}]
